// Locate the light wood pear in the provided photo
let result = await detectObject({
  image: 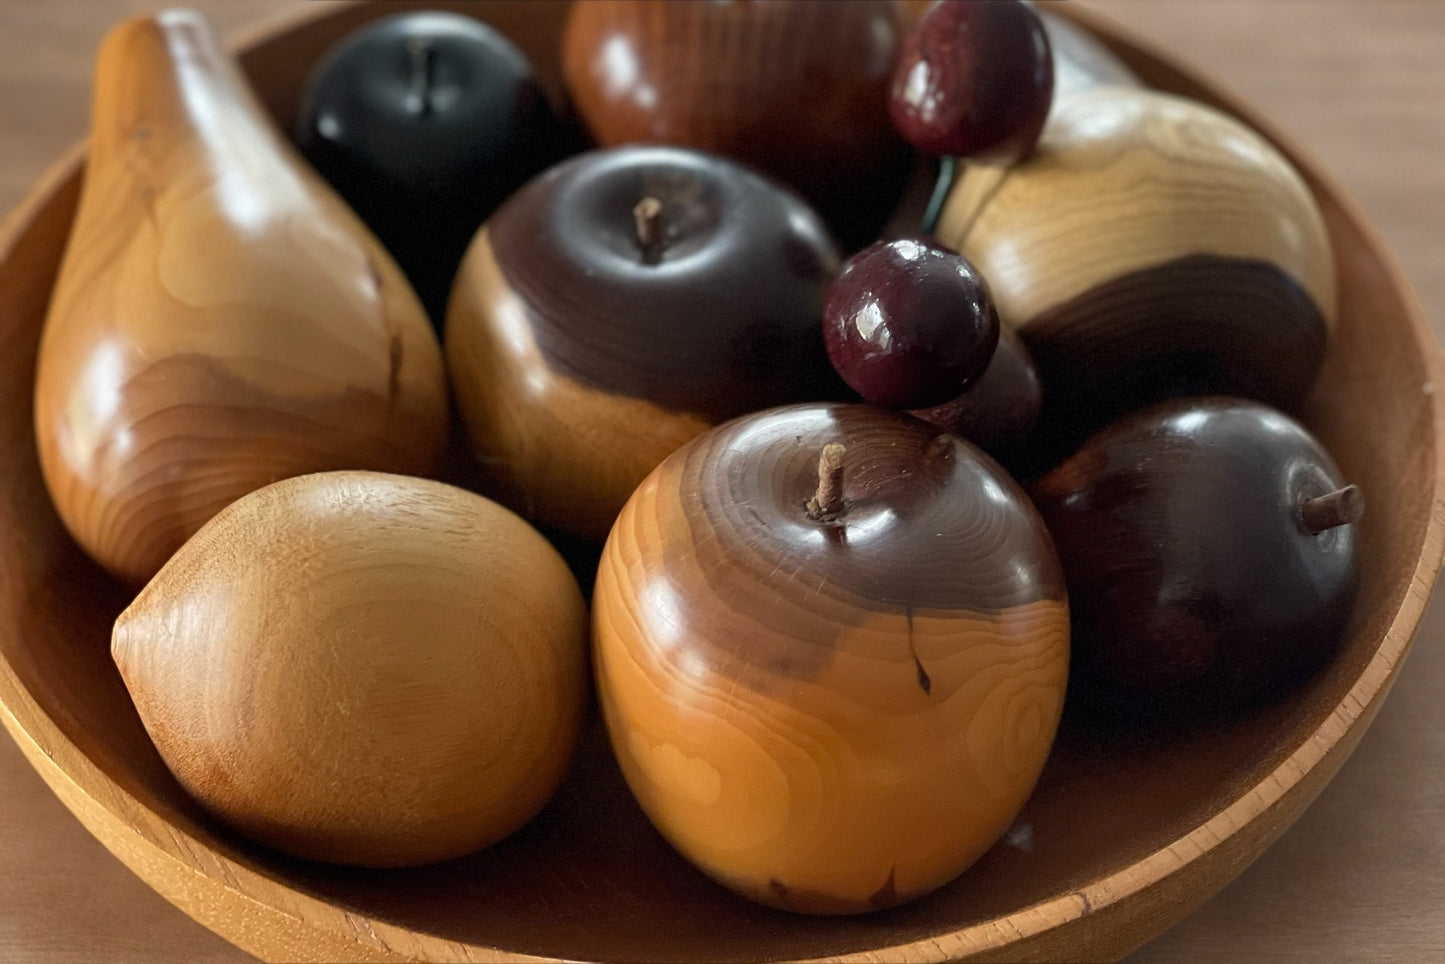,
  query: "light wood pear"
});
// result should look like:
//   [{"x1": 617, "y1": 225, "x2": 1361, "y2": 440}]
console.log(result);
[
  {"x1": 111, "y1": 470, "x2": 590, "y2": 868},
  {"x1": 34, "y1": 10, "x2": 448, "y2": 585}
]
